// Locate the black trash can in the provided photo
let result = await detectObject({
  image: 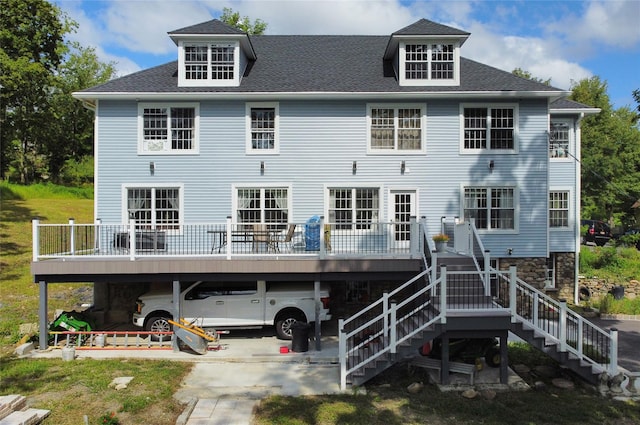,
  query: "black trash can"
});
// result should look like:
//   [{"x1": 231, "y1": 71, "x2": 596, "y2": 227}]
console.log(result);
[
  {"x1": 291, "y1": 321, "x2": 311, "y2": 352},
  {"x1": 611, "y1": 286, "x2": 625, "y2": 300}
]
